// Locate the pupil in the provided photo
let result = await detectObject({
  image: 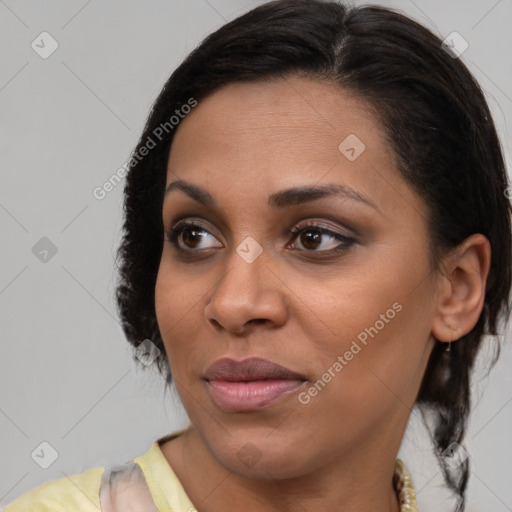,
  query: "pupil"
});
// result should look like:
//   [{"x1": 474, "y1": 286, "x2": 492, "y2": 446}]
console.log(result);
[
  {"x1": 184, "y1": 229, "x2": 203, "y2": 248},
  {"x1": 302, "y1": 231, "x2": 321, "y2": 249}
]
